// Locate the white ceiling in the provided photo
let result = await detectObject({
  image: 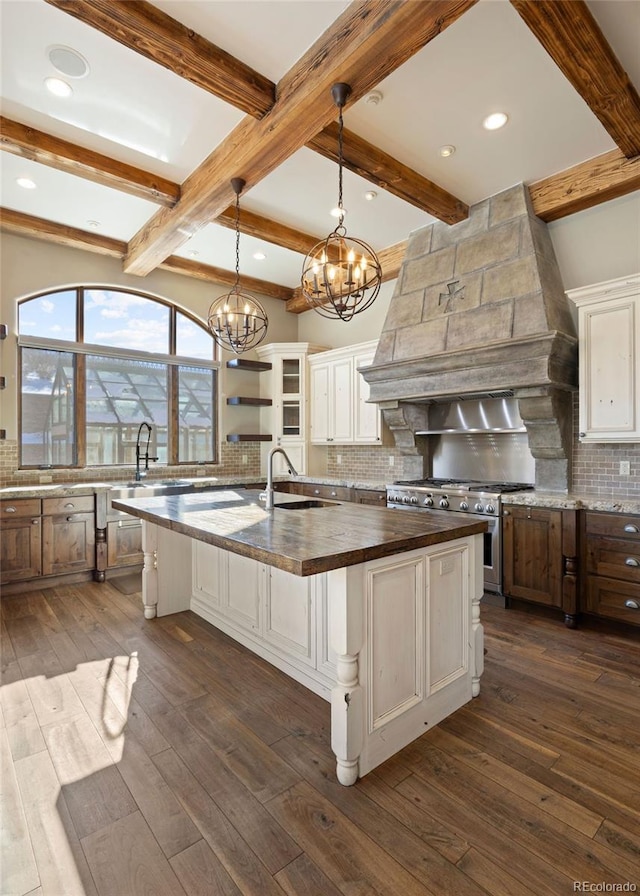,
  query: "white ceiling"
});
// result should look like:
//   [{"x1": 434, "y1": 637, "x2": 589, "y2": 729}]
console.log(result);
[{"x1": 1, "y1": 0, "x2": 638, "y2": 290}]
